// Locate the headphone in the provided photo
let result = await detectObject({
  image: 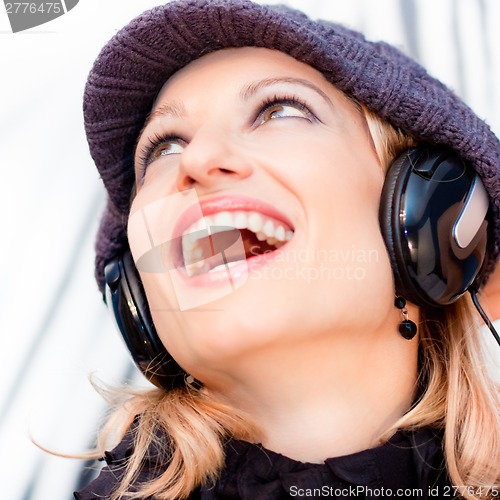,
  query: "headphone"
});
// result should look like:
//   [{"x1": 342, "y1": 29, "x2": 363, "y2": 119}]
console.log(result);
[
  {"x1": 104, "y1": 145, "x2": 491, "y2": 389},
  {"x1": 104, "y1": 250, "x2": 187, "y2": 390}
]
